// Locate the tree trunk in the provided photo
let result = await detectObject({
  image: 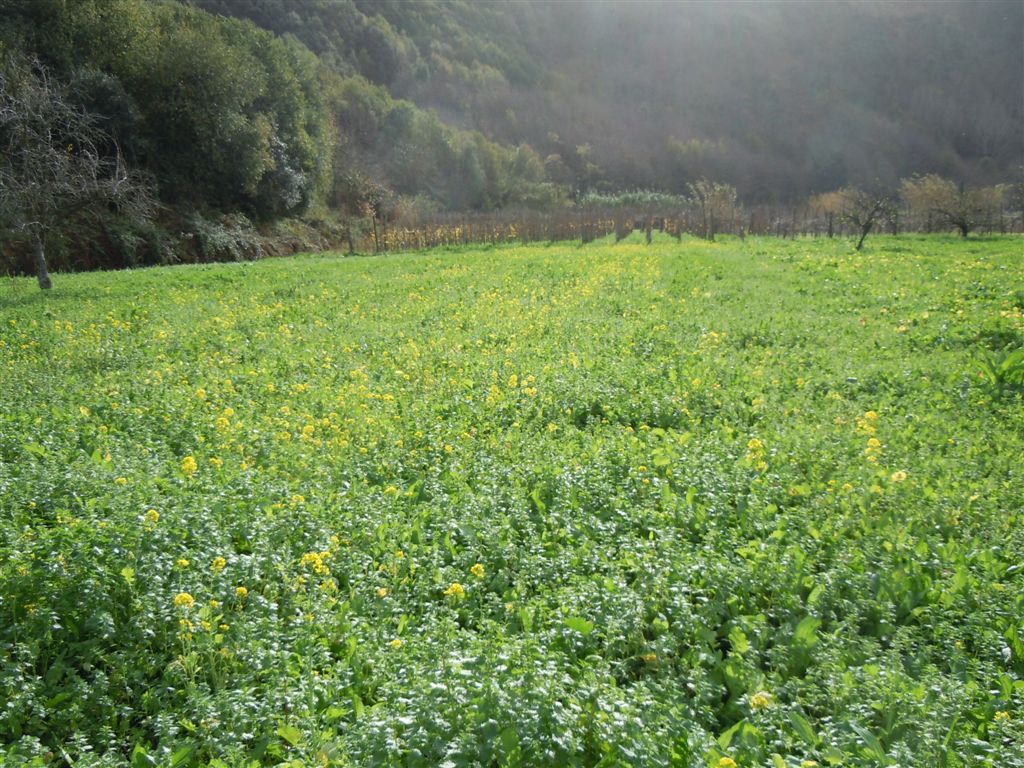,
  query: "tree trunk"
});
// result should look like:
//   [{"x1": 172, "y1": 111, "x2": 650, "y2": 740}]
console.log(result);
[
  {"x1": 827, "y1": 212, "x2": 834, "y2": 238},
  {"x1": 855, "y1": 223, "x2": 871, "y2": 251},
  {"x1": 33, "y1": 234, "x2": 52, "y2": 290}
]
